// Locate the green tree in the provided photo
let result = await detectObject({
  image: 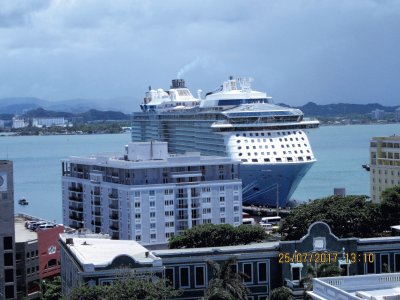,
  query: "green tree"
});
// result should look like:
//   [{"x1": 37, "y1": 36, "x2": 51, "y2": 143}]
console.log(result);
[
  {"x1": 380, "y1": 185, "x2": 400, "y2": 229},
  {"x1": 280, "y1": 195, "x2": 382, "y2": 240},
  {"x1": 205, "y1": 257, "x2": 249, "y2": 300},
  {"x1": 269, "y1": 286, "x2": 294, "y2": 300},
  {"x1": 168, "y1": 224, "x2": 267, "y2": 249},
  {"x1": 41, "y1": 276, "x2": 62, "y2": 300},
  {"x1": 69, "y1": 275, "x2": 181, "y2": 300}
]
